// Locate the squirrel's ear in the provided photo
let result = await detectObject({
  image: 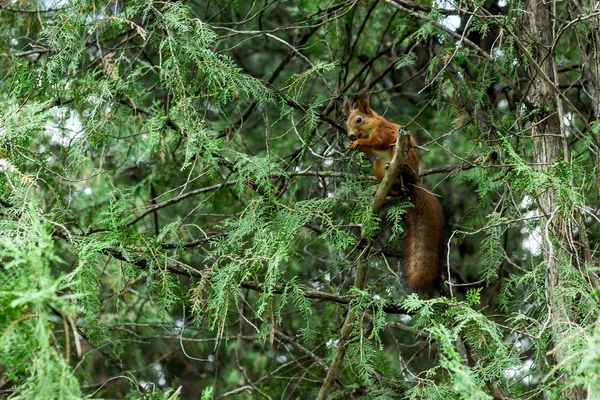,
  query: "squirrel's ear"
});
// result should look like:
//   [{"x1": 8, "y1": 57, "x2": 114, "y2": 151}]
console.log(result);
[
  {"x1": 356, "y1": 95, "x2": 371, "y2": 115},
  {"x1": 344, "y1": 99, "x2": 352, "y2": 115}
]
